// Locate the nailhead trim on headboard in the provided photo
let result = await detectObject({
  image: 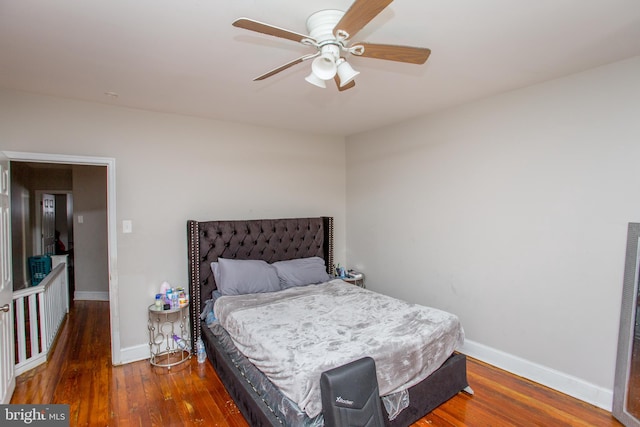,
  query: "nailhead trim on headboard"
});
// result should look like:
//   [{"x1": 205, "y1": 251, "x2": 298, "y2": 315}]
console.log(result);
[
  {"x1": 327, "y1": 216, "x2": 334, "y2": 274},
  {"x1": 187, "y1": 220, "x2": 201, "y2": 343}
]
